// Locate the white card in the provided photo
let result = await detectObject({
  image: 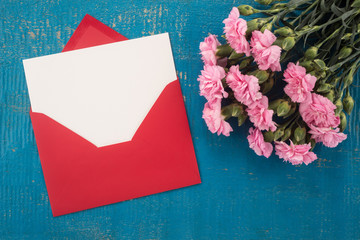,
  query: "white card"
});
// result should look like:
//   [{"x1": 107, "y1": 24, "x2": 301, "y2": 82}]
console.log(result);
[{"x1": 23, "y1": 33, "x2": 177, "y2": 147}]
